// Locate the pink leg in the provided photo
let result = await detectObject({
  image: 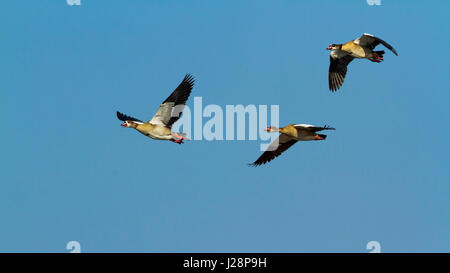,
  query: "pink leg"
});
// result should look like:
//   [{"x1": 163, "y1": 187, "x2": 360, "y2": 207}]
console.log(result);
[
  {"x1": 172, "y1": 133, "x2": 190, "y2": 141},
  {"x1": 371, "y1": 53, "x2": 383, "y2": 61}
]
